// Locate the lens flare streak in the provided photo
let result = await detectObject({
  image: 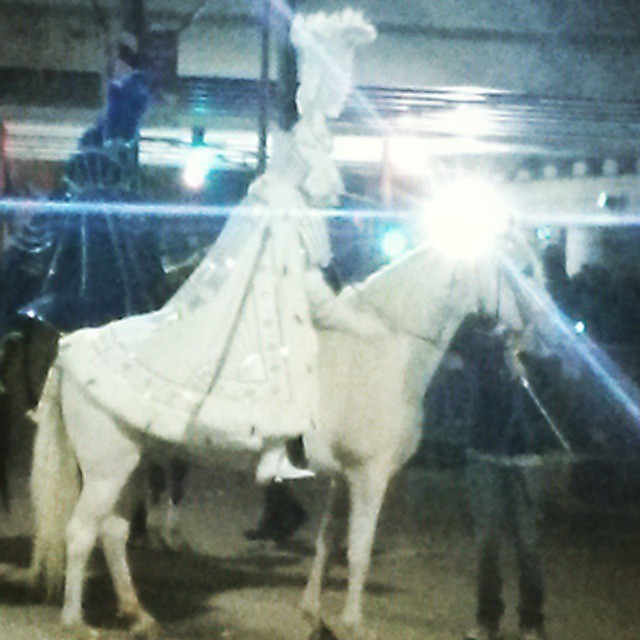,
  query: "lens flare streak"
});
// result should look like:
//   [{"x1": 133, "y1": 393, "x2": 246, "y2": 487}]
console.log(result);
[
  {"x1": 499, "y1": 254, "x2": 640, "y2": 434},
  {"x1": 0, "y1": 198, "x2": 393, "y2": 220}
]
